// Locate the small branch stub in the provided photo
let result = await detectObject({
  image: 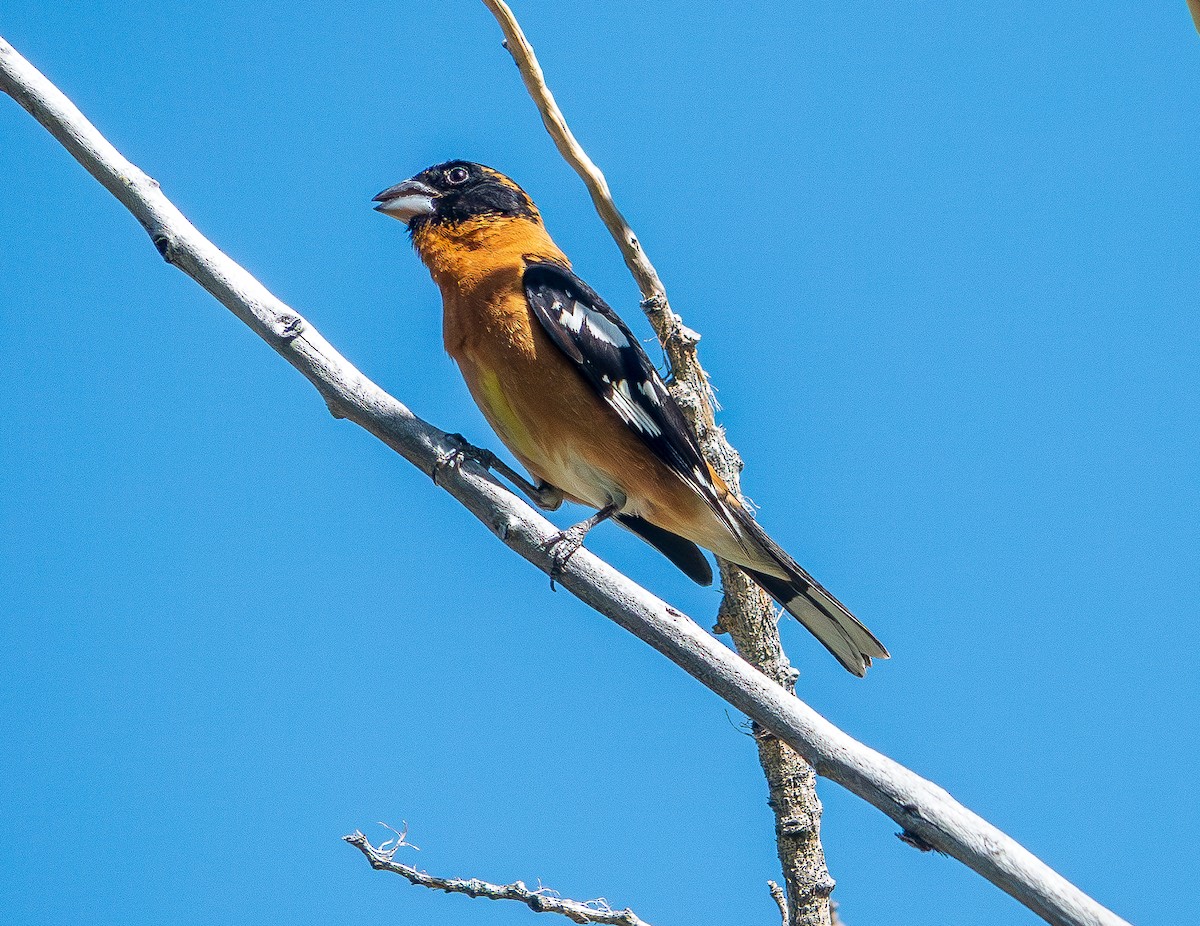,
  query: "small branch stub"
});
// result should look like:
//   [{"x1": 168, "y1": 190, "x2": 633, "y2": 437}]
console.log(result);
[
  {"x1": 898, "y1": 829, "x2": 944, "y2": 855},
  {"x1": 276, "y1": 313, "x2": 305, "y2": 341},
  {"x1": 151, "y1": 233, "x2": 175, "y2": 263},
  {"x1": 769, "y1": 880, "x2": 789, "y2": 926}
]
